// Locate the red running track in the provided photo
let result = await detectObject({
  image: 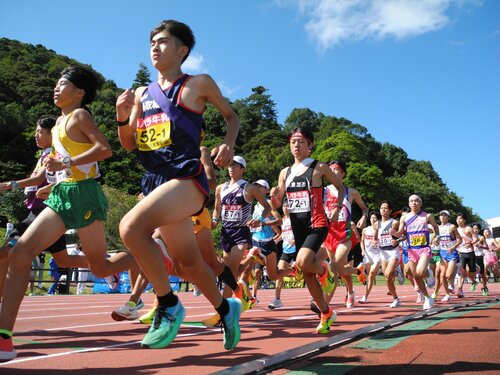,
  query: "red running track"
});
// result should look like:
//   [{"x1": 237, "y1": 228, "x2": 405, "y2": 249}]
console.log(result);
[{"x1": 1, "y1": 283, "x2": 499, "y2": 374}]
